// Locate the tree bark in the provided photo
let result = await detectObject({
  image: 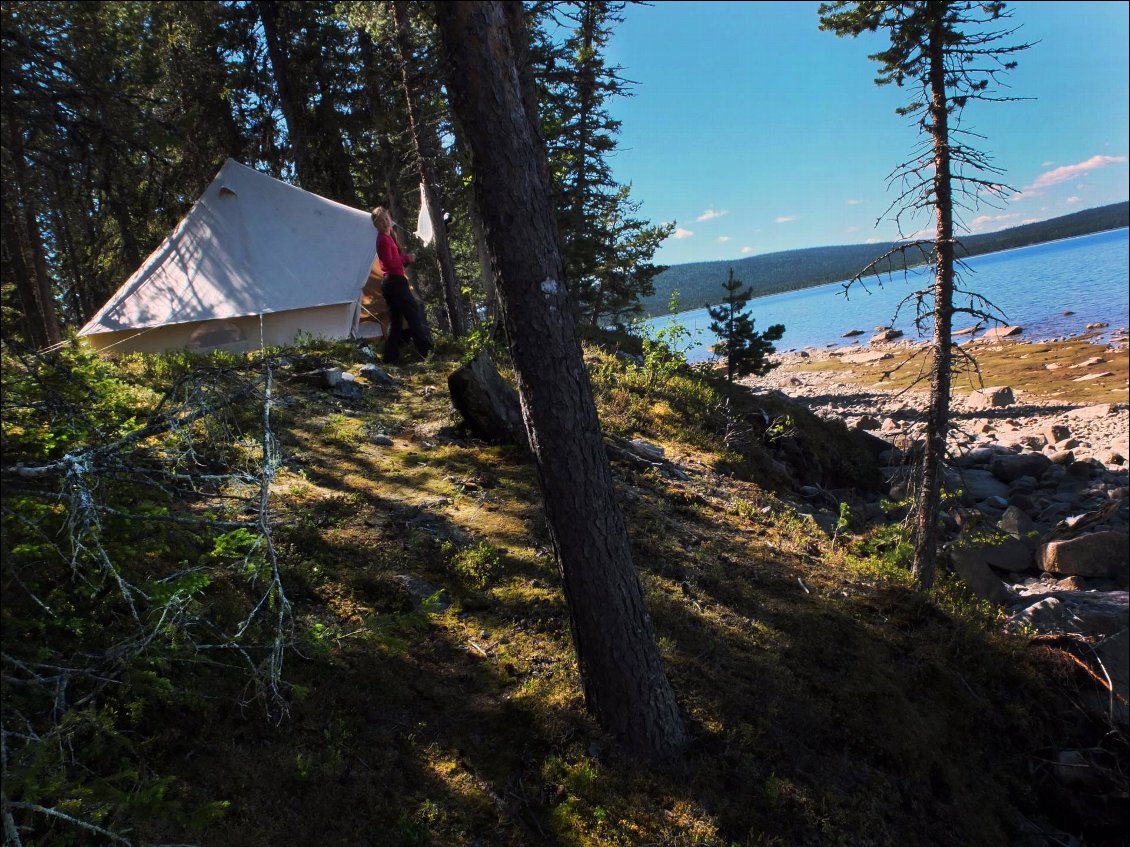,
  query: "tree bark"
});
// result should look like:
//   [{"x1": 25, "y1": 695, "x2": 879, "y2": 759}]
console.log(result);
[
  {"x1": 1, "y1": 120, "x2": 62, "y2": 348},
  {"x1": 912, "y1": 15, "x2": 956, "y2": 591},
  {"x1": 257, "y1": 1, "x2": 312, "y2": 188},
  {"x1": 391, "y1": 0, "x2": 467, "y2": 338},
  {"x1": 434, "y1": 0, "x2": 686, "y2": 761}
]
